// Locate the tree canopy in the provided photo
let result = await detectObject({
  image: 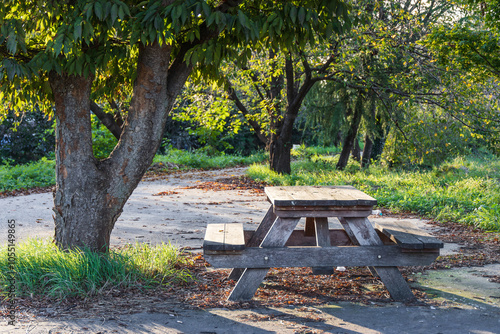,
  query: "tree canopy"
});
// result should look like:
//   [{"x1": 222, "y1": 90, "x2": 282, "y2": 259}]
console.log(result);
[{"x1": 0, "y1": 0, "x2": 351, "y2": 252}]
